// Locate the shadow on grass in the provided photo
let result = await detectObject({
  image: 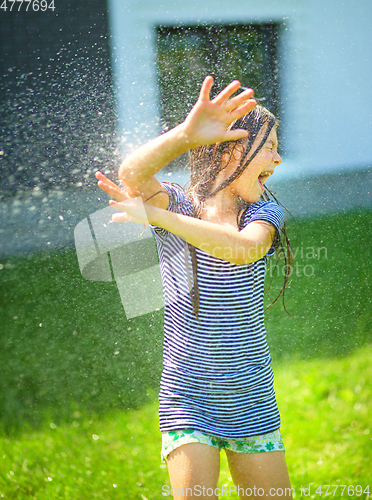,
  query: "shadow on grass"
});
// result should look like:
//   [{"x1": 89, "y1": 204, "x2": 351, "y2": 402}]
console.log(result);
[{"x1": 0, "y1": 209, "x2": 371, "y2": 431}]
